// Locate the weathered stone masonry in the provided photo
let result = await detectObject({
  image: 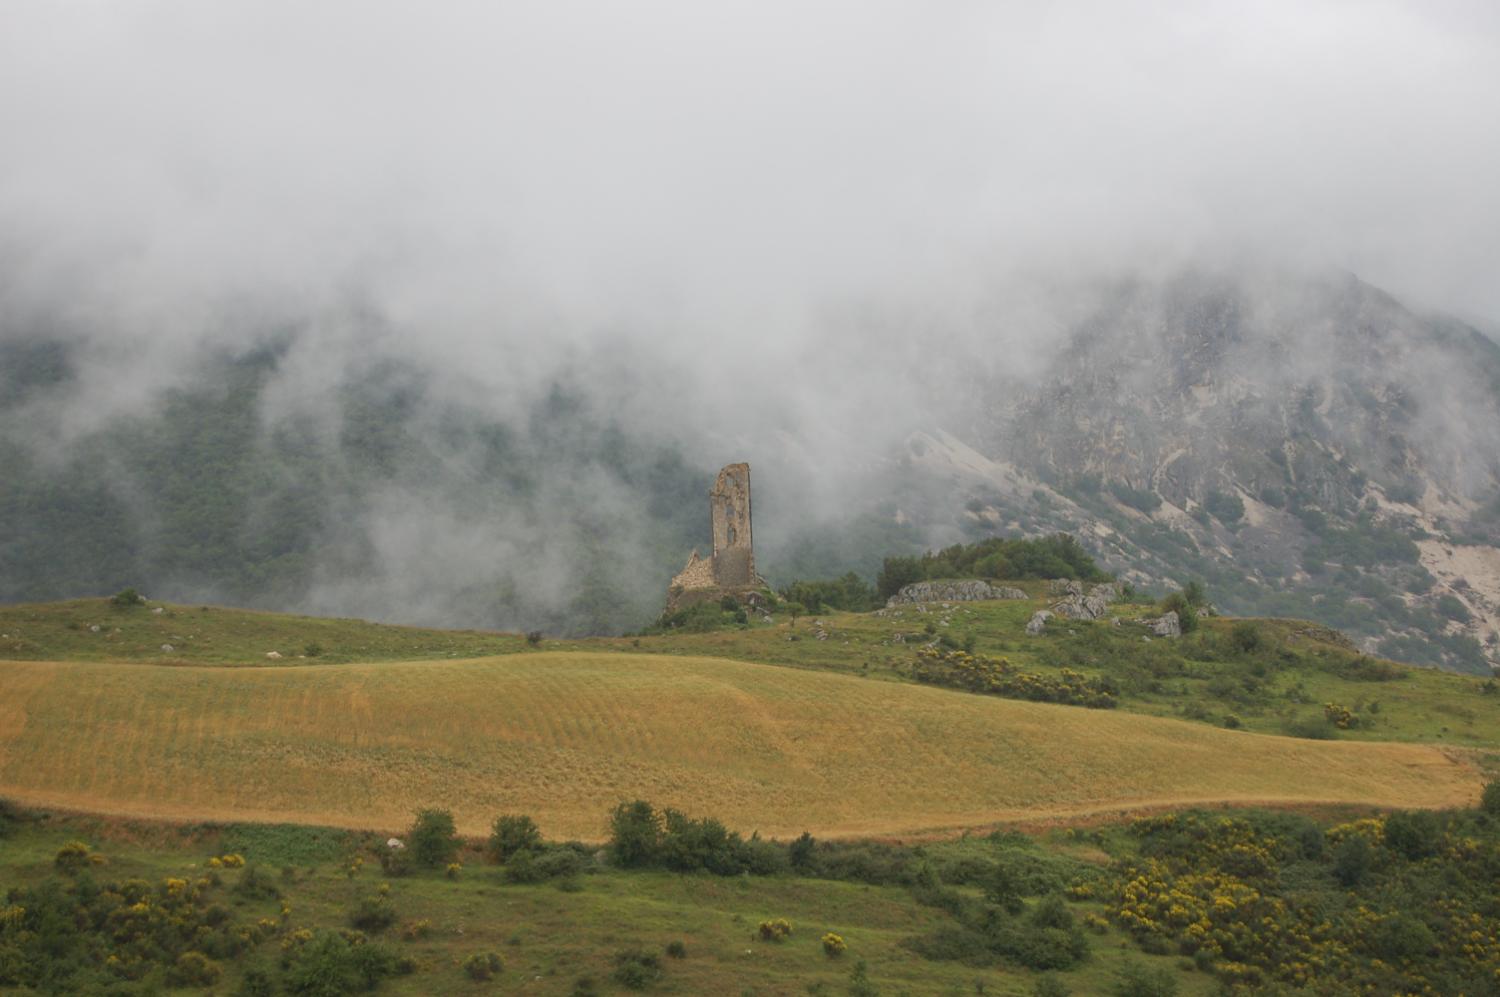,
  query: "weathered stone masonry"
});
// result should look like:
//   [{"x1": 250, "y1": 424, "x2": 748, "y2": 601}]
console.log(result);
[{"x1": 666, "y1": 462, "x2": 766, "y2": 612}]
